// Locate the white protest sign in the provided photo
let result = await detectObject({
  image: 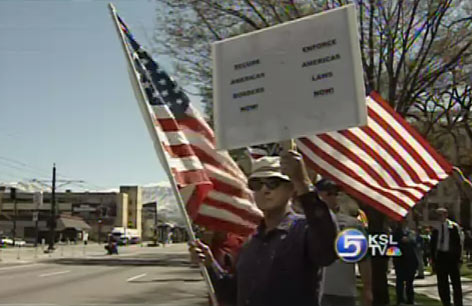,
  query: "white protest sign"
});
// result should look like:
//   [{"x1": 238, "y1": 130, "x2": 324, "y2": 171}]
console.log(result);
[{"x1": 212, "y1": 4, "x2": 366, "y2": 150}]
